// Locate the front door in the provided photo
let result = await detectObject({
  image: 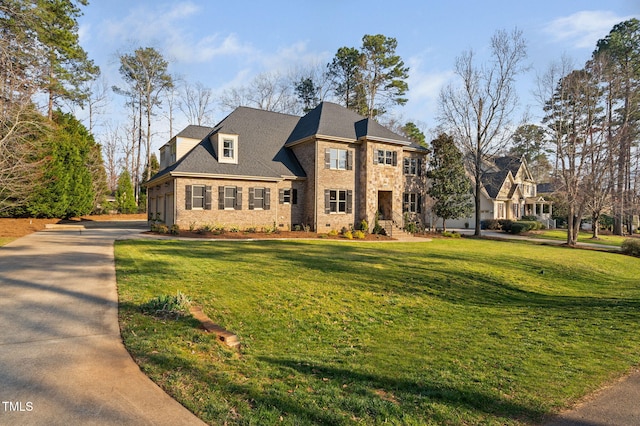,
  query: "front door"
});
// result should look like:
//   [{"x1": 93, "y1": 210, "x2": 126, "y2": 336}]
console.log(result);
[{"x1": 378, "y1": 191, "x2": 393, "y2": 220}]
